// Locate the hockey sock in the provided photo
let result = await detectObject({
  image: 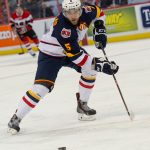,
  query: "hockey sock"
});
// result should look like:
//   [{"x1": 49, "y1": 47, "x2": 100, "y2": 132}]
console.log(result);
[
  {"x1": 79, "y1": 75, "x2": 96, "y2": 102},
  {"x1": 16, "y1": 84, "x2": 49, "y2": 119},
  {"x1": 24, "y1": 42, "x2": 32, "y2": 52},
  {"x1": 32, "y1": 38, "x2": 39, "y2": 47}
]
